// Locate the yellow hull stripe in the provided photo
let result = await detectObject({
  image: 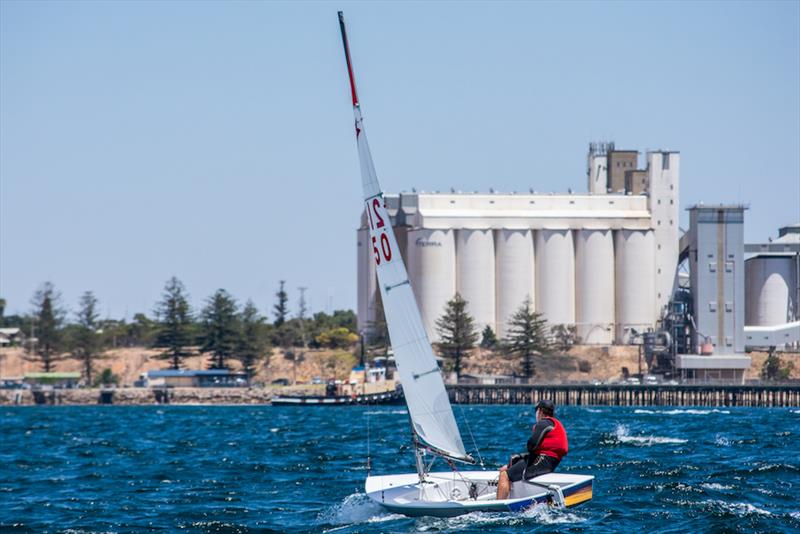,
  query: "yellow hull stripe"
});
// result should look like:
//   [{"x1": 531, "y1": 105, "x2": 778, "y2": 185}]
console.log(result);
[{"x1": 565, "y1": 485, "x2": 593, "y2": 507}]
